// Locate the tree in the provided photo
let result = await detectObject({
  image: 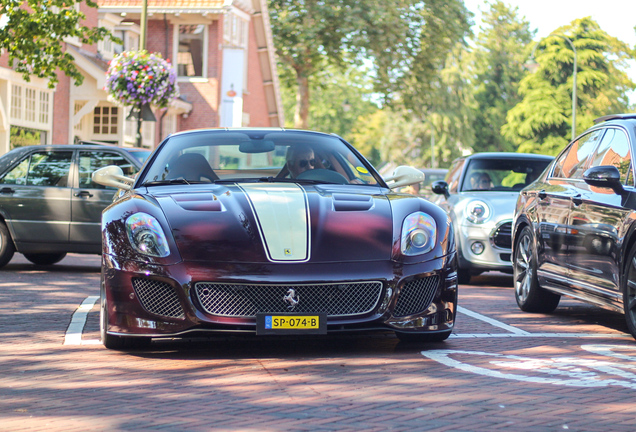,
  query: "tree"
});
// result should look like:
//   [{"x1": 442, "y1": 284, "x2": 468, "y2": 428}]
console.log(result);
[
  {"x1": 268, "y1": 0, "x2": 471, "y2": 128},
  {"x1": 0, "y1": 0, "x2": 111, "y2": 87},
  {"x1": 470, "y1": 1, "x2": 535, "y2": 153},
  {"x1": 503, "y1": 17, "x2": 636, "y2": 155}
]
